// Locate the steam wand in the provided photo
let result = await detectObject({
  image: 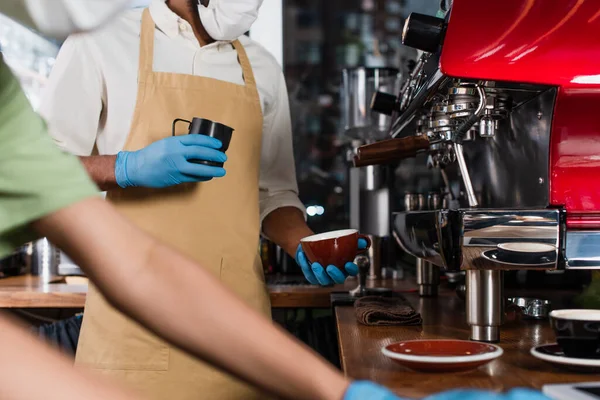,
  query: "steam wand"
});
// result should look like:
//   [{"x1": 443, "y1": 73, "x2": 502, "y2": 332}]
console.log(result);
[{"x1": 452, "y1": 85, "x2": 486, "y2": 208}]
